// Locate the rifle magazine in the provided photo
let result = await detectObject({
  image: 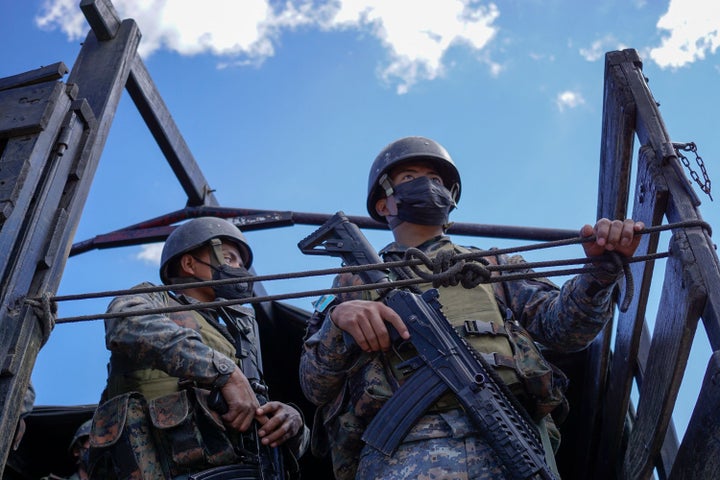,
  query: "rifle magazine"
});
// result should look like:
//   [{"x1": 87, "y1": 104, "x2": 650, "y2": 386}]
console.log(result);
[{"x1": 361, "y1": 364, "x2": 447, "y2": 456}]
